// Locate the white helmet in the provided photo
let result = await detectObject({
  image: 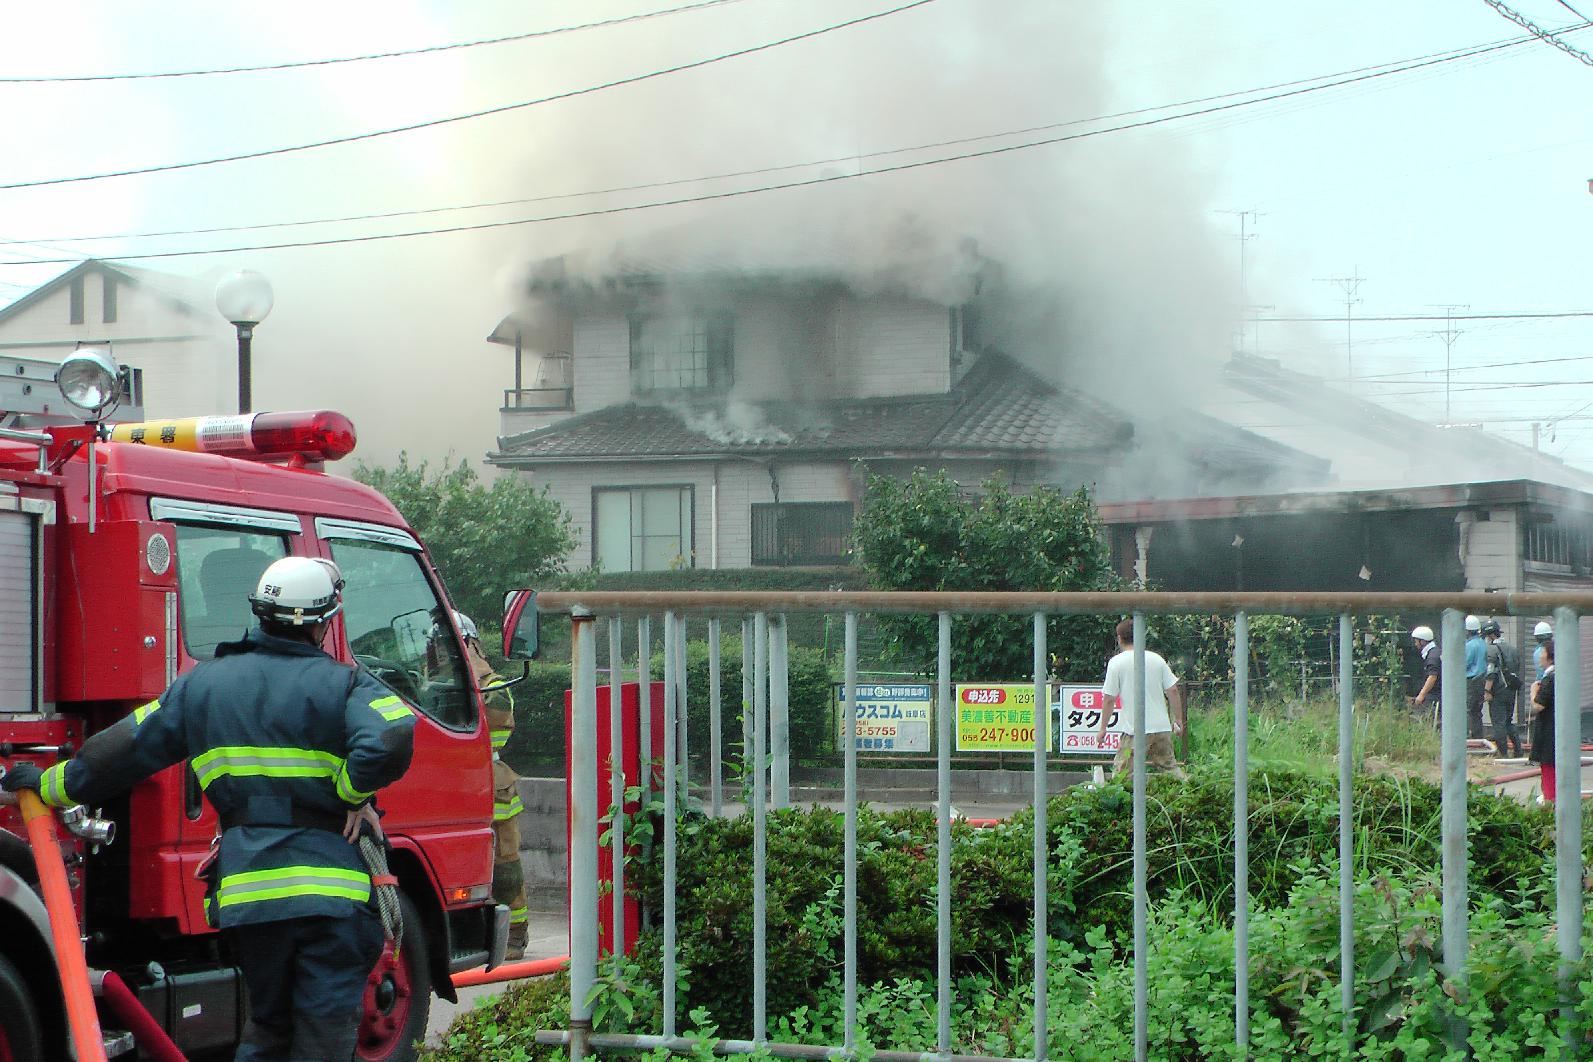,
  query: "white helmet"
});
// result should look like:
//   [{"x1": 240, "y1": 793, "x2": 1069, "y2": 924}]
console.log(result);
[
  {"x1": 249, "y1": 556, "x2": 344, "y2": 626},
  {"x1": 1534, "y1": 620, "x2": 1553, "y2": 641},
  {"x1": 1464, "y1": 615, "x2": 1482, "y2": 633},
  {"x1": 454, "y1": 610, "x2": 478, "y2": 641},
  {"x1": 1411, "y1": 625, "x2": 1435, "y2": 643}
]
